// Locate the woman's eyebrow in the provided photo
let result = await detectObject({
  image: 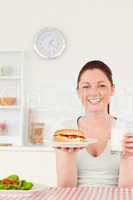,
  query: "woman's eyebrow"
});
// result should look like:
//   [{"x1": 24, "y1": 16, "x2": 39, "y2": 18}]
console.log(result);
[
  {"x1": 80, "y1": 81, "x2": 106, "y2": 84},
  {"x1": 97, "y1": 81, "x2": 106, "y2": 83}
]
